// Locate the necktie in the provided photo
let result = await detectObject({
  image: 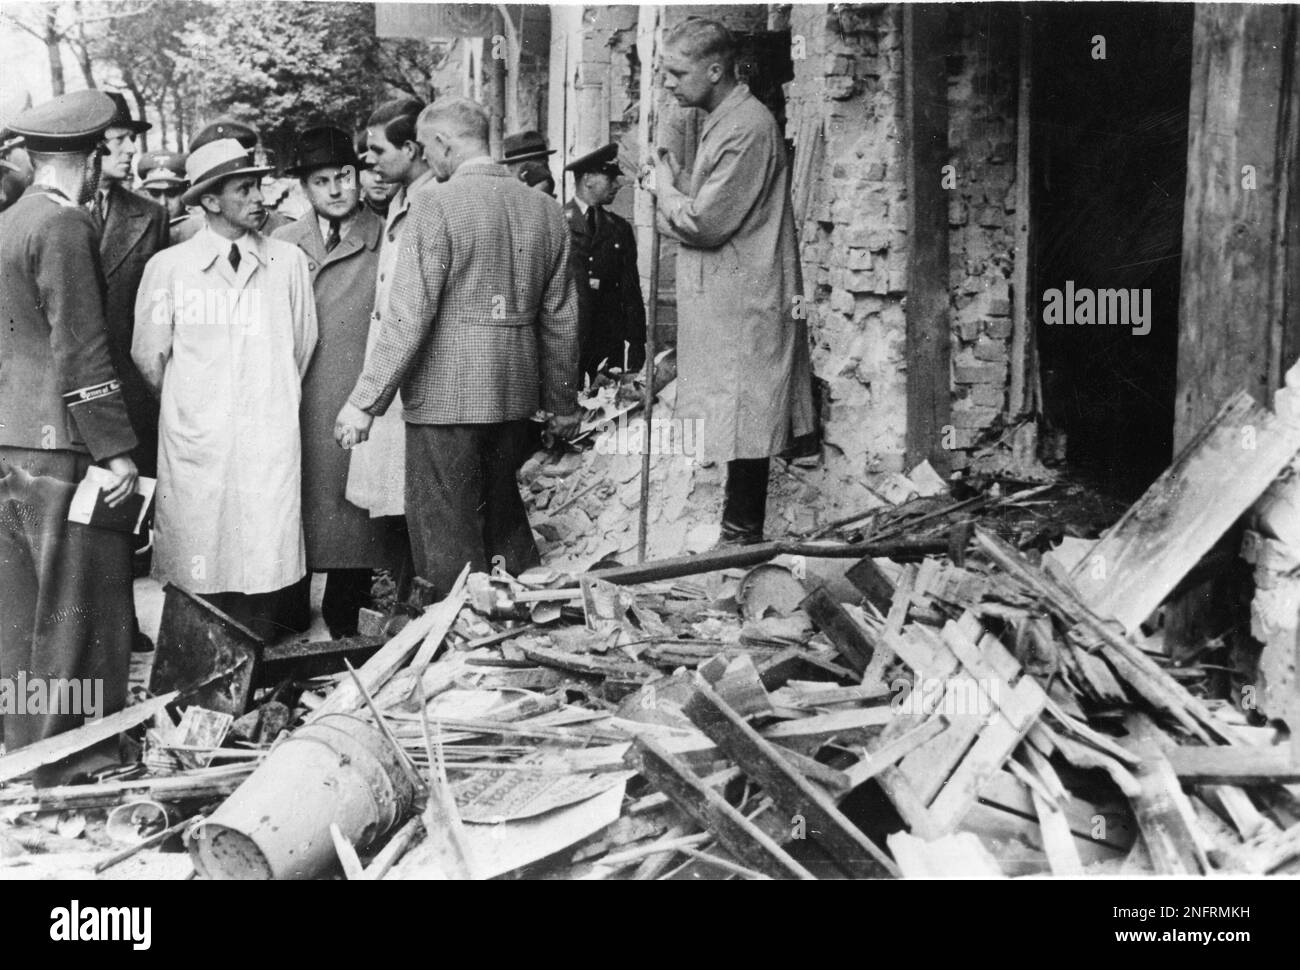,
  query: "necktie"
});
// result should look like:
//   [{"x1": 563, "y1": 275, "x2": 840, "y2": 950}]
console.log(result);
[
  {"x1": 325, "y1": 218, "x2": 341, "y2": 253},
  {"x1": 586, "y1": 206, "x2": 598, "y2": 235},
  {"x1": 93, "y1": 190, "x2": 108, "y2": 229},
  {"x1": 229, "y1": 243, "x2": 241, "y2": 272}
]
